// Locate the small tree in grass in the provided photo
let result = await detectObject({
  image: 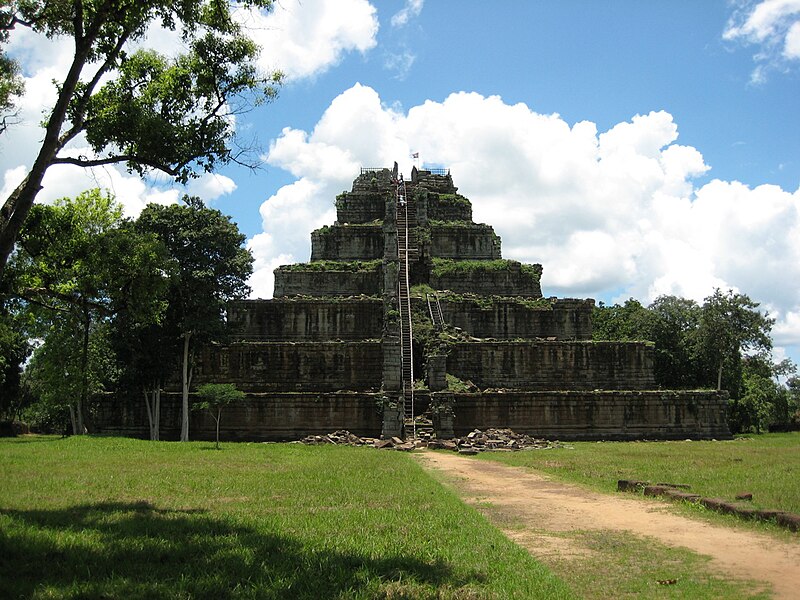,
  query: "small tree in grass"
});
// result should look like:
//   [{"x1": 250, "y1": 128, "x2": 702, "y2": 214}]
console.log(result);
[{"x1": 194, "y1": 384, "x2": 244, "y2": 449}]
